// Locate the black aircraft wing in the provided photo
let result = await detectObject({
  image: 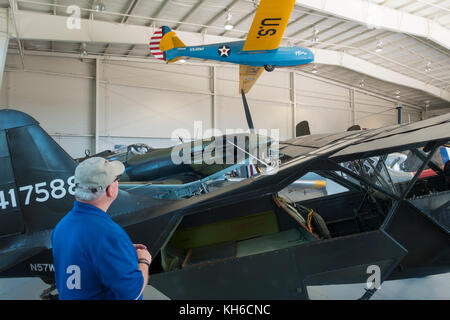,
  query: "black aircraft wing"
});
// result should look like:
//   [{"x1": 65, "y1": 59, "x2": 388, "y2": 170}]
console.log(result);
[
  {"x1": 279, "y1": 113, "x2": 450, "y2": 162},
  {"x1": 184, "y1": 113, "x2": 450, "y2": 213}
]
